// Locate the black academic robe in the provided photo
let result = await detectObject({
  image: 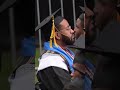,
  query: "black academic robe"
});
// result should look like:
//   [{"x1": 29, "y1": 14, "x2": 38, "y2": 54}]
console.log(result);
[
  {"x1": 63, "y1": 77, "x2": 84, "y2": 90},
  {"x1": 37, "y1": 66, "x2": 71, "y2": 90}
]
